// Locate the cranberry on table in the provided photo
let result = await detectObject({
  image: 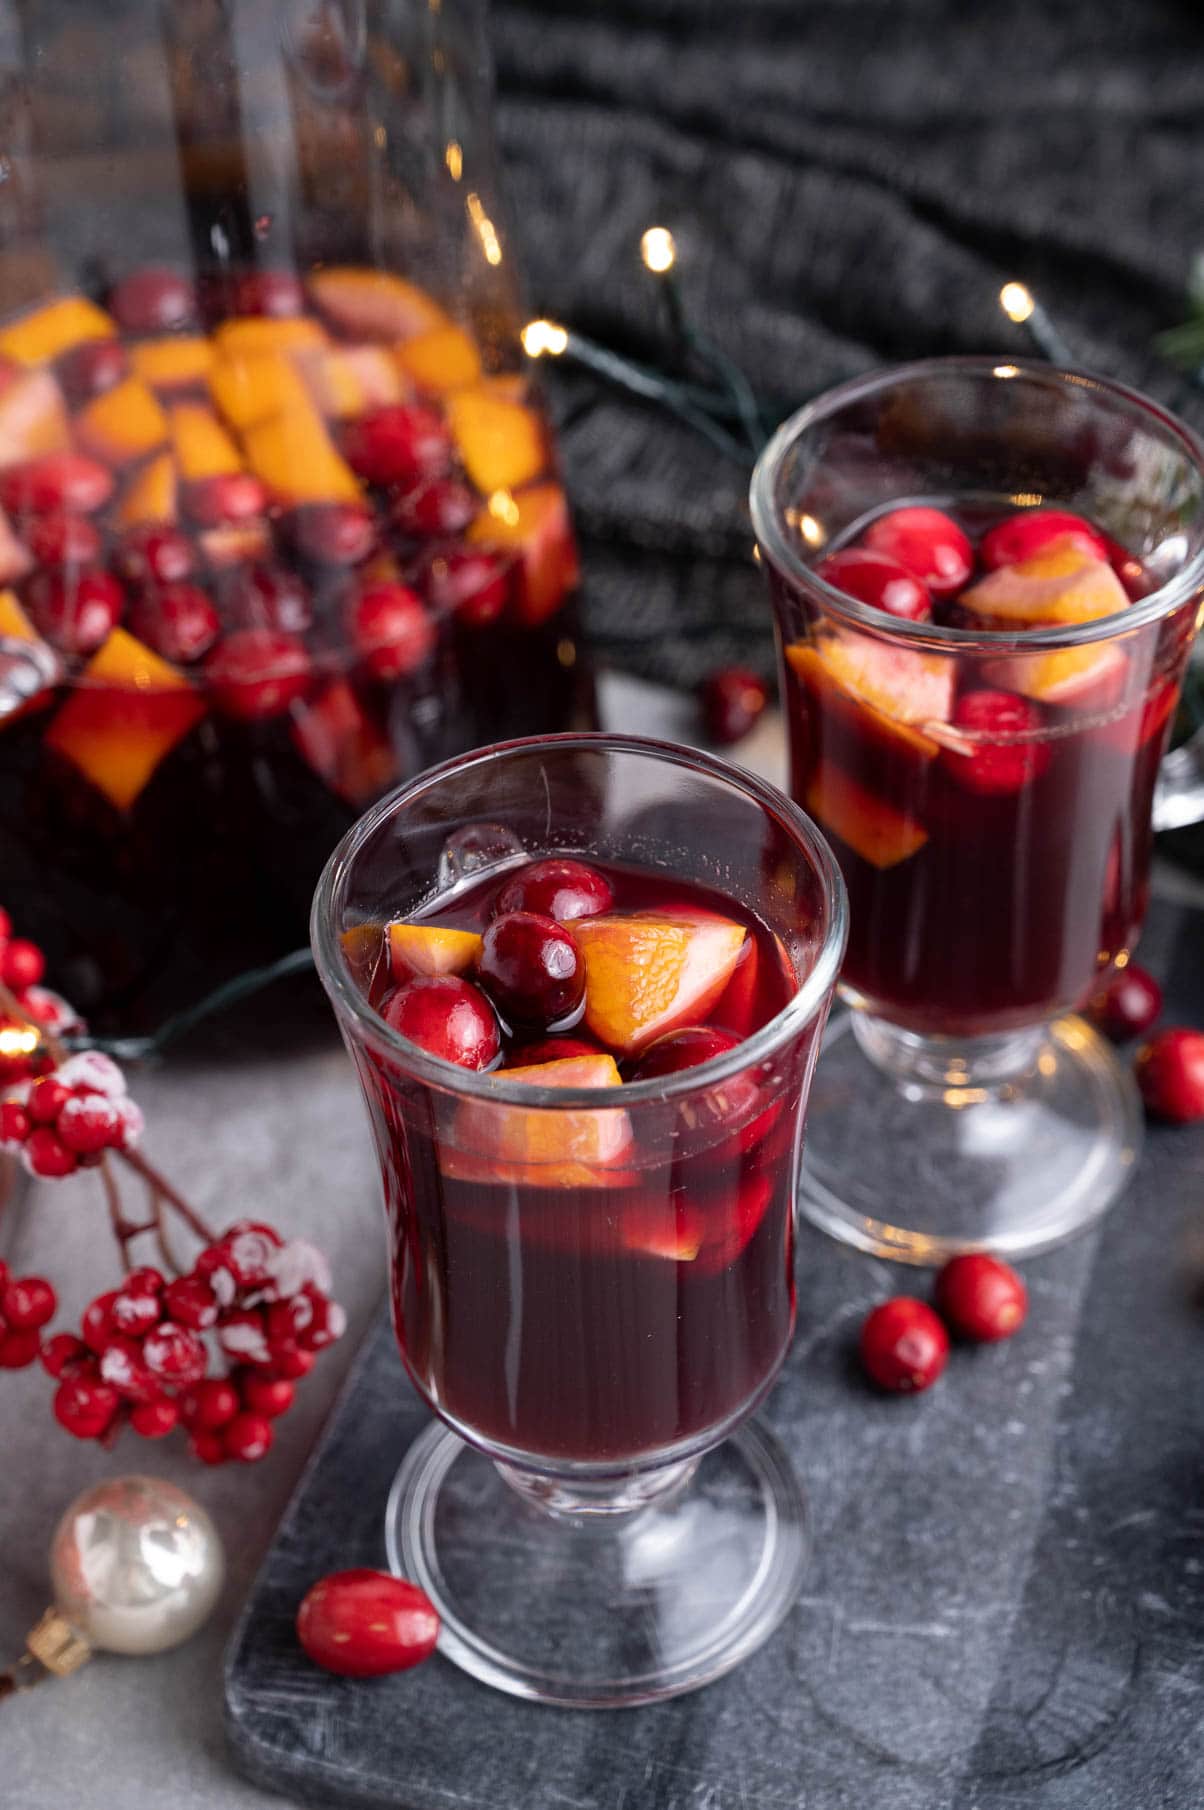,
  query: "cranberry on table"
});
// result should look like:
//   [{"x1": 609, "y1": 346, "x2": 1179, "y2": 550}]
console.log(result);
[
  {"x1": 859, "y1": 1297, "x2": 949, "y2": 1393},
  {"x1": 205, "y1": 629, "x2": 312, "y2": 720},
  {"x1": 631, "y1": 1025, "x2": 741, "y2": 1080},
  {"x1": 342, "y1": 403, "x2": 452, "y2": 487},
  {"x1": 699, "y1": 667, "x2": 769, "y2": 745},
  {"x1": 26, "y1": 569, "x2": 124, "y2": 656},
  {"x1": 108, "y1": 267, "x2": 197, "y2": 333},
  {"x1": 56, "y1": 336, "x2": 128, "y2": 406},
  {"x1": 492, "y1": 858, "x2": 614, "y2": 924},
  {"x1": 1, "y1": 453, "x2": 114, "y2": 517},
  {"x1": 40, "y1": 1333, "x2": 88, "y2": 1378},
  {"x1": 943, "y1": 689, "x2": 1050, "y2": 795},
  {"x1": 420, "y1": 548, "x2": 510, "y2": 627},
  {"x1": 282, "y1": 502, "x2": 377, "y2": 567},
  {"x1": 0, "y1": 1327, "x2": 42, "y2": 1368},
  {"x1": 230, "y1": 269, "x2": 306, "y2": 317},
  {"x1": 184, "y1": 472, "x2": 269, "y2": 527},
  {"x1": 935, "y1": 1254, "x2": 1028, "y2": 1342},
  {"x1": 817, "y1": 548, "x2": 933, "y2": 623},
  {"x1": 351, "y1": 582, "x2": 435, "y2": 681},
  {"x1": 1135, "y1": 1027, "x2": 1204, "y2": 1124},
  {"x1": 129, "y1": 583, "x2": 221, "y2": 665},
  {"x1": 381, "y1": 975, "x2": 501, "y2": 1070},
  {"x1": 391, "y1": 476, "x2": 477, "y2": 540},
  {"x1": 980, "y1": 509, "x2": 1110, "y2": 571},
  {"x1": 115, "y1": 524, "x2": 197, "y2": 587},
  {"x1": 863, "y1": 506, "x2": 973, "y2": 598},
  {"x1": 26, "y1": 513, "x2": 103, "y2": 570},
  {"x1": 1087, "y1": 962, "x2": 1162, "y2": 1043},
  {"x1": 297, "y1": 1569, "x2": 439, "y2": 1677}
]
